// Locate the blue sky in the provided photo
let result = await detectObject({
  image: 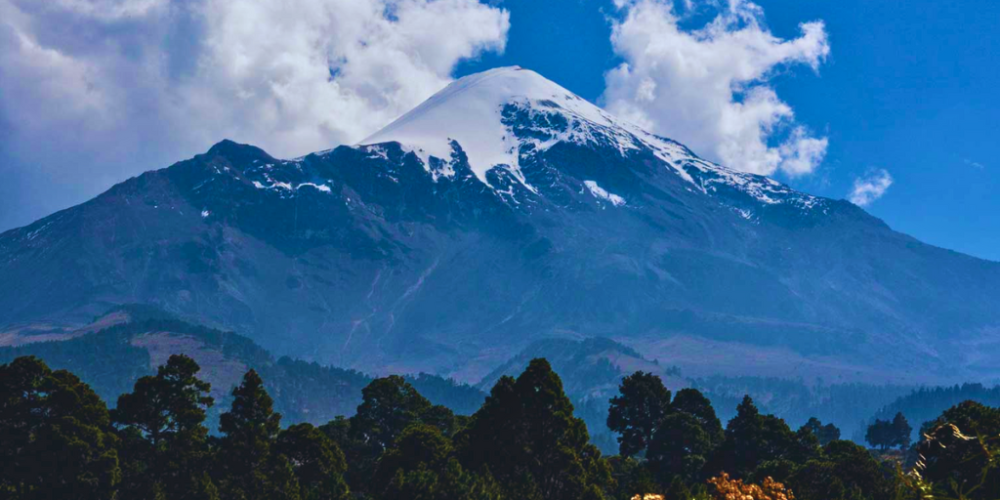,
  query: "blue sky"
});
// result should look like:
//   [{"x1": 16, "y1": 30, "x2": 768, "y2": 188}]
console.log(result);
[{"x1": 1, "y1": 0, "x2": 998, "y2": 260}]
